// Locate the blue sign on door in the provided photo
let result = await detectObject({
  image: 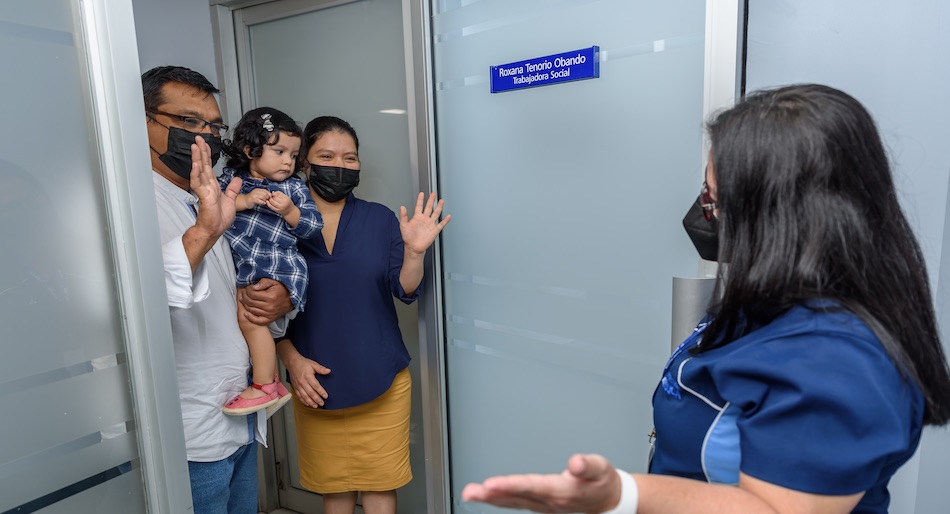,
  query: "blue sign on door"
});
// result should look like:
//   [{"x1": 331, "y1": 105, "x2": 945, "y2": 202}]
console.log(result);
[{"x1": 490, "y1": 46, "x2": 600, "y2": 94}]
